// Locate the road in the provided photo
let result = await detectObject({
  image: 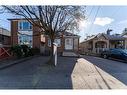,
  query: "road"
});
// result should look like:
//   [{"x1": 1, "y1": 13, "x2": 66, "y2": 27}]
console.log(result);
[{"x1": 0, "y1": 55, "x2": 127, "y2": 89}]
